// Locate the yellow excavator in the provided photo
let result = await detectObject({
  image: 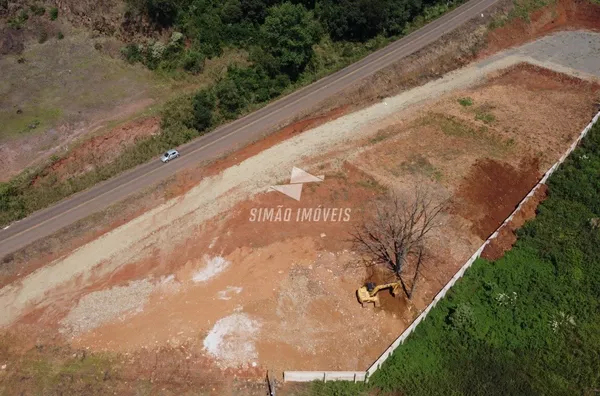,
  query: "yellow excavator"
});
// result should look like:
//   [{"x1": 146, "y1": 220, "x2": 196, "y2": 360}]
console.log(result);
[{"x1": 356, "y1": 281, "x2": 402, "y2": 308}]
